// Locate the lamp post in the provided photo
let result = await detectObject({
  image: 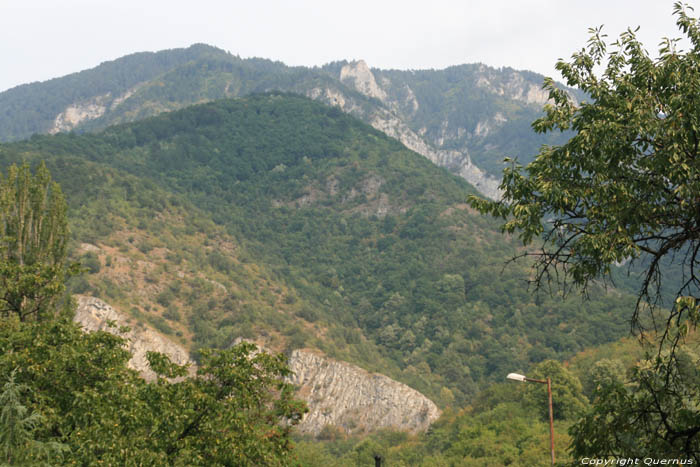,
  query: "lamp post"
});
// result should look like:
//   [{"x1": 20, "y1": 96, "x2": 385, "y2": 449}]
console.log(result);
[{"x1": 507, "y1": 372, "x2": 555, "y2": 466}]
